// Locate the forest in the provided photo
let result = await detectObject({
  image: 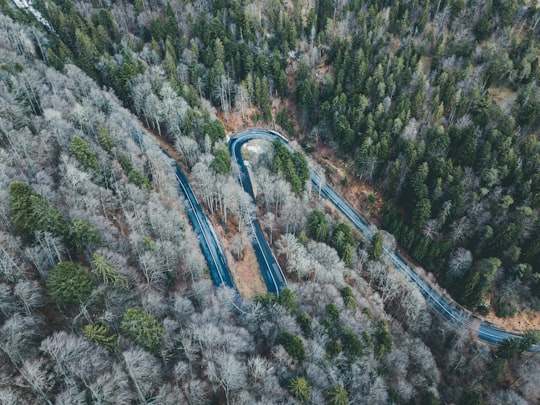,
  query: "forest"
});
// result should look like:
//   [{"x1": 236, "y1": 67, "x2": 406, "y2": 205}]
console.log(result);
[{"x1": 0, "y1": 0, "x2": 539, "y2": 403}]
